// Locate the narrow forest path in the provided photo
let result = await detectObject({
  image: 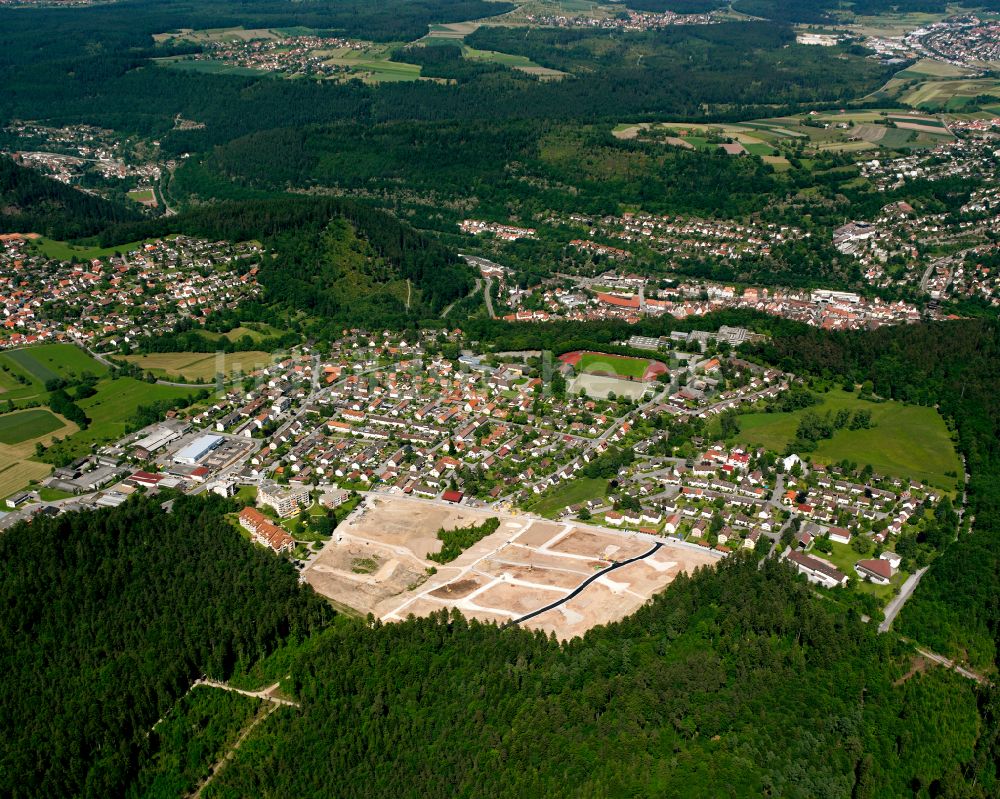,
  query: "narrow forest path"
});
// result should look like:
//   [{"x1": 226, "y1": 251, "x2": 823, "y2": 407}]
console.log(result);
[
  {"x1": 189, "y1": 702, "x2": 281, "y2": 799},
  {"x1": 192, "y1": 678, "x2": 299, "y2": 707}
]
